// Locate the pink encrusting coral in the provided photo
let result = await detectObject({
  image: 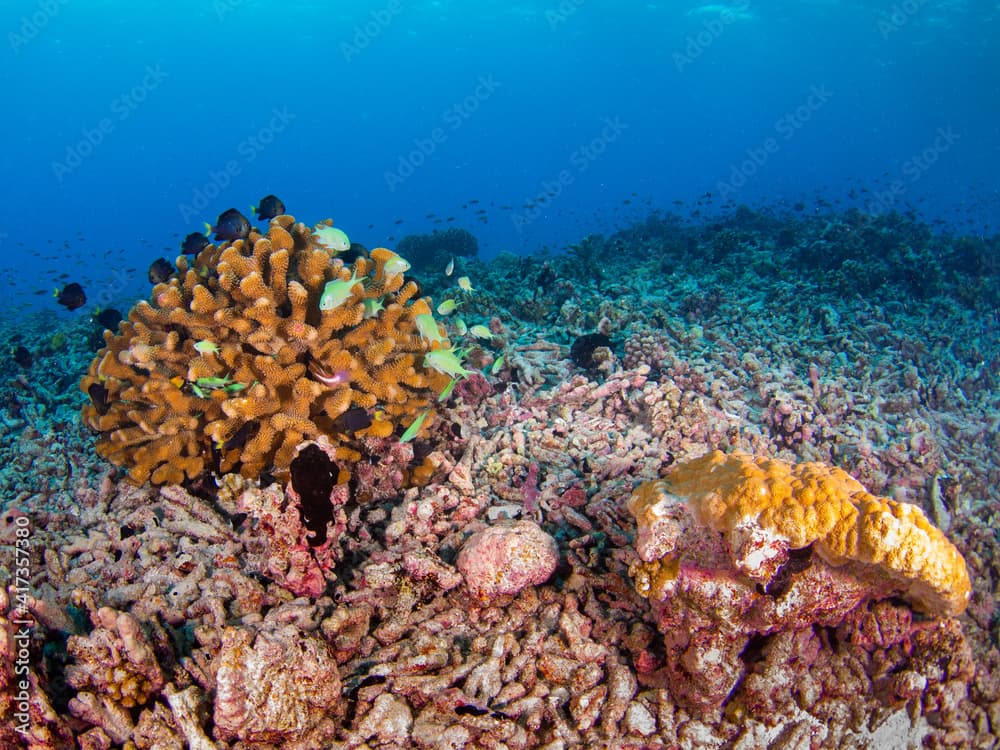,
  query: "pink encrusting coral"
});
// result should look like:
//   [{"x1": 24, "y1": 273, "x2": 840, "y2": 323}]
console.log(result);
[{"x1": 456, "y1": 520, "x2": 559, "y2": 600}]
